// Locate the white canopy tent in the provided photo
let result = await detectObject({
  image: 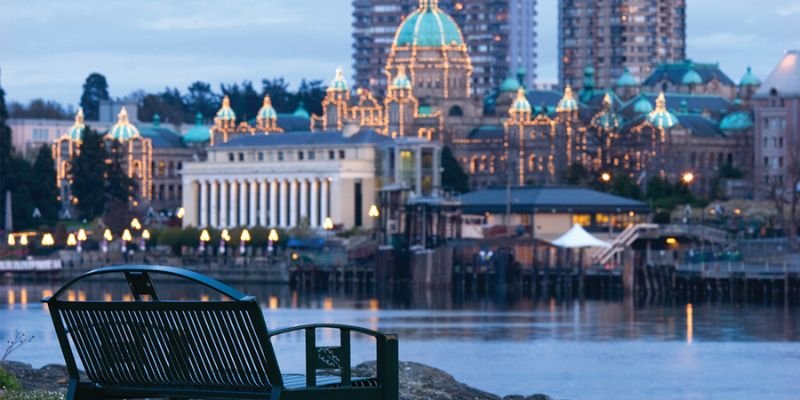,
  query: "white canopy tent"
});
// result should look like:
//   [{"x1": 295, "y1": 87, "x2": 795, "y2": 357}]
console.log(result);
[{"x1": 551, "y1": 224, "x2": 611, "y2": 249}]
